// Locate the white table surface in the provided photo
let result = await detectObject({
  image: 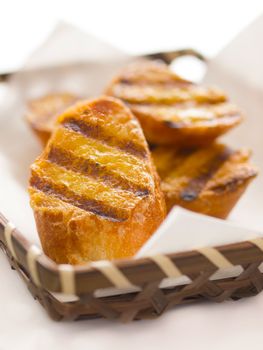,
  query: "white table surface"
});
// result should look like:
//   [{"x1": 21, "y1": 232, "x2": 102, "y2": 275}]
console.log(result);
[{"x1": 1, "y1": 1, "x2": 263, "y2": 349}]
